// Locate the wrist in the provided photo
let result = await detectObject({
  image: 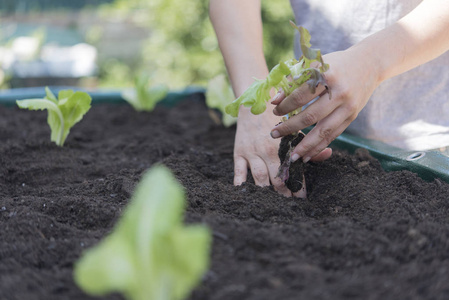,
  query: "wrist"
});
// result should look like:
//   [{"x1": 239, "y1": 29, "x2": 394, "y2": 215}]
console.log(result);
[
  {"x1": 351, "y1": 23, "x2": 416, "y2": 85},
  {"x1": 347, "y1": 40, "x2": 385, "y2": 87},
  {"x1": 232, "y1": 69, "x2": 269, "y2": 98}
]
